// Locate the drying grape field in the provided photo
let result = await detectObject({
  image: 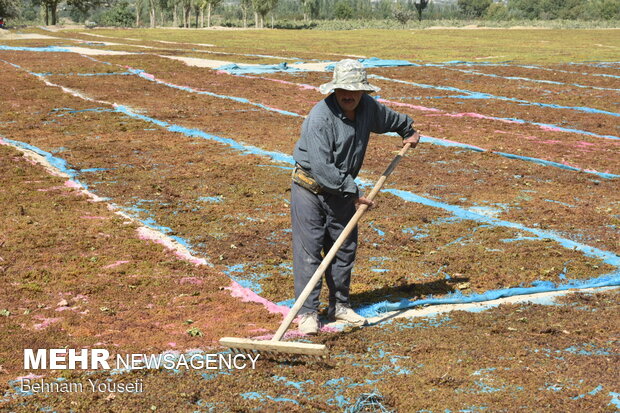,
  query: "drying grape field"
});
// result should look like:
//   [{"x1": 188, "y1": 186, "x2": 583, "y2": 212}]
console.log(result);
[{"x1": 0, "y1": 27, "x2": 618, "y2": 411}]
